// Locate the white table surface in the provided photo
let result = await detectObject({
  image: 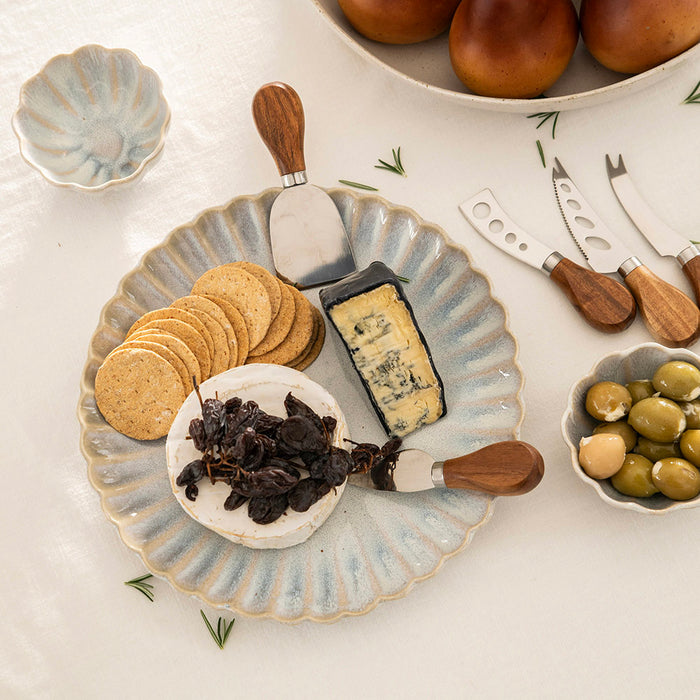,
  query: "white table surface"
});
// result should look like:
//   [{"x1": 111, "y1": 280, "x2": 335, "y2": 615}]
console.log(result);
[{"x1": 3, "y1": 1, "x2": 700, "y2": 698}]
